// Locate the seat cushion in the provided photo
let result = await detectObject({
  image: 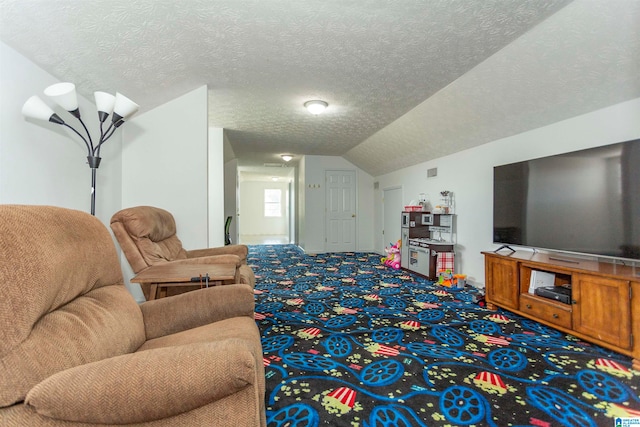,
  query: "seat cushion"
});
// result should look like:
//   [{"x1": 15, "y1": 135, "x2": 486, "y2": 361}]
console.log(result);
[
  {"x1": 137, "y1": 315, "x2": 265, "y2": 422},
  {"x1": 138, "y1": 316, "x2": 261, "y2": 356}
]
